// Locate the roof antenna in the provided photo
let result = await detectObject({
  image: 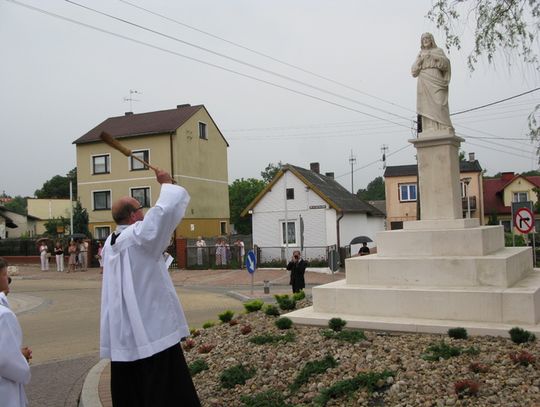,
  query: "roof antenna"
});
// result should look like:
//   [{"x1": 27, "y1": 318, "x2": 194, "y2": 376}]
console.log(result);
[{"x1": 123, "y1": 89, "x2": 142, "y2": 112}]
